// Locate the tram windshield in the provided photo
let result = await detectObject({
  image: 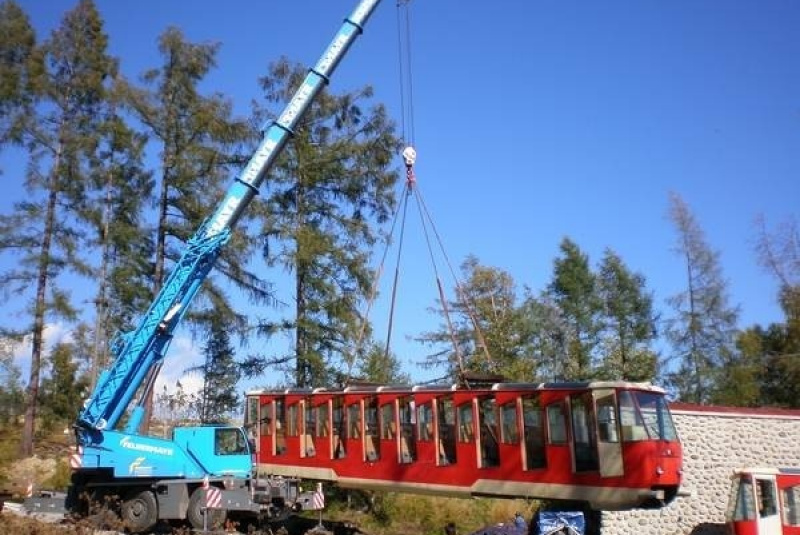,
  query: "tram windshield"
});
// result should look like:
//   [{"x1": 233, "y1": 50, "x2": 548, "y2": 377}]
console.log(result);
[{"x1": 619, "y1": 390, "x2": 678, "y2": 441}]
